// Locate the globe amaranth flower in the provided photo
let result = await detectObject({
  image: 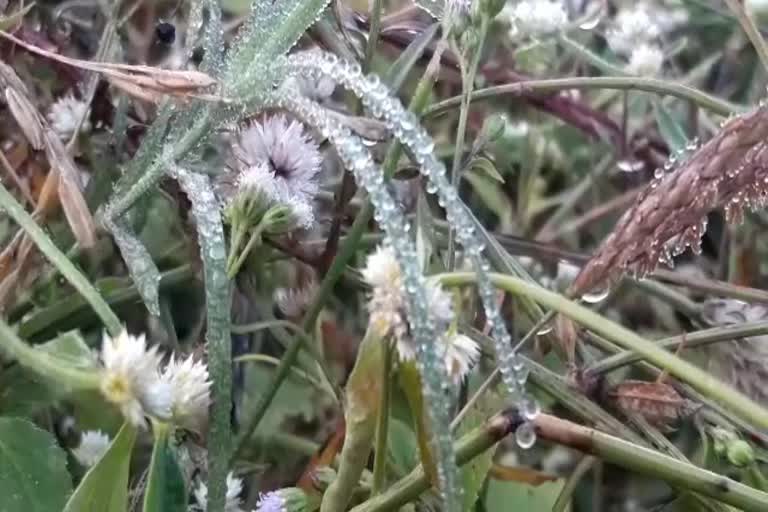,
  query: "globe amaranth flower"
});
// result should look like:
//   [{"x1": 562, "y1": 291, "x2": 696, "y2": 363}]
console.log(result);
[
  {"x1": 256, "y1": 488, "x2": 311, "y2": 512},
  {"x1": 362, "y1": 245, "x2": 453, "y2": 361},
  {"x1": 507, "y1": 0, "x2": 568, "y2": 38},
  {"x1": 162, "y1": 354, "x2": 211, "y2": 432},
  {"x1": 71, "y1": 430, "x2": 110, "y2": 467},
  {"x1": 194, "y1": 472, "x2": 244, "y2": 512},
  {"x1": 48, "y1": 92, "x2": 90, "y2": 139},
  {"x1": 99, "y1": 331, "x2": 171, "y2": 428},
  {"x1": 230, "y1": 114, "x2": 322, "y2": 229}
]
